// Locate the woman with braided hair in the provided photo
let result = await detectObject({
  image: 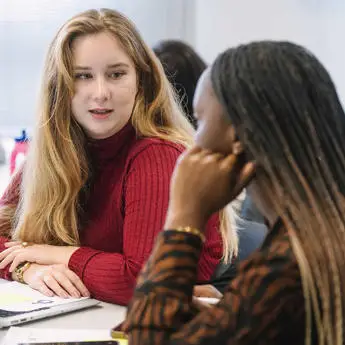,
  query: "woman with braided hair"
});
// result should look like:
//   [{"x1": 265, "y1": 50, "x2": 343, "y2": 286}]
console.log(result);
[{"x1": 124, "y1": 40, "x2": 345, "y2": 345}]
